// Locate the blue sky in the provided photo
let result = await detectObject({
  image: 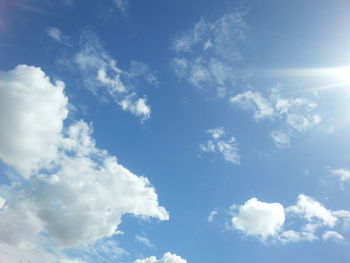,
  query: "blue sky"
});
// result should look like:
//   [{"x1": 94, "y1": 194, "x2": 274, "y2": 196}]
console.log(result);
[{"x1": 0, "y1": 0, "x2": 350, "y2": 262}]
